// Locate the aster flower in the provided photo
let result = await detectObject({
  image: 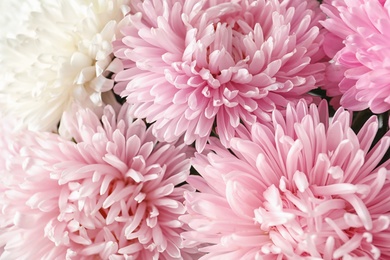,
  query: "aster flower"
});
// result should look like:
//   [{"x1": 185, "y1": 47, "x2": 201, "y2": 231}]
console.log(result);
[
  {"x1": 321, "y1": 0, "x2": 390, "y2": 113},
  {"x1": 0, "y1": 104, "x2": 193, "y2": 259},
  {"x1": 0, "y1": 0, "x2": 130, "y2": 133},
  {"x1": 114, "y1": 0, "x2": 327, "y2": 151},
  {"x1": 180, "y1": 100, "x2": 390, "y2": 259}
]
